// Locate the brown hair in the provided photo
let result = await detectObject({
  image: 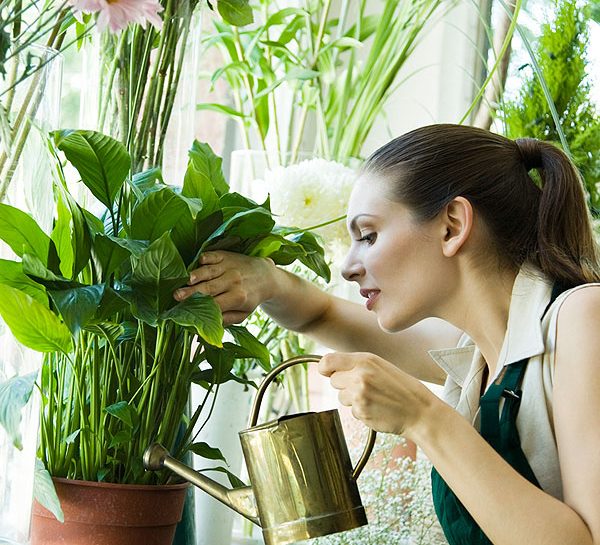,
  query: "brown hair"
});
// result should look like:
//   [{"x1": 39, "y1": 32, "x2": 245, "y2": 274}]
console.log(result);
[{"x1": 363, "y1": 124, "x2": 600, "y2": 287}]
